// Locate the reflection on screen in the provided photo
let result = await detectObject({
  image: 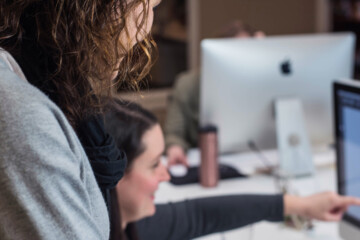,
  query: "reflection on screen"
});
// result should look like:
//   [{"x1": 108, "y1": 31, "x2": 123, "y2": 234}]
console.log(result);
[{"x1": 339, "y1": 90, "x2": 360, "y2": 220}]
